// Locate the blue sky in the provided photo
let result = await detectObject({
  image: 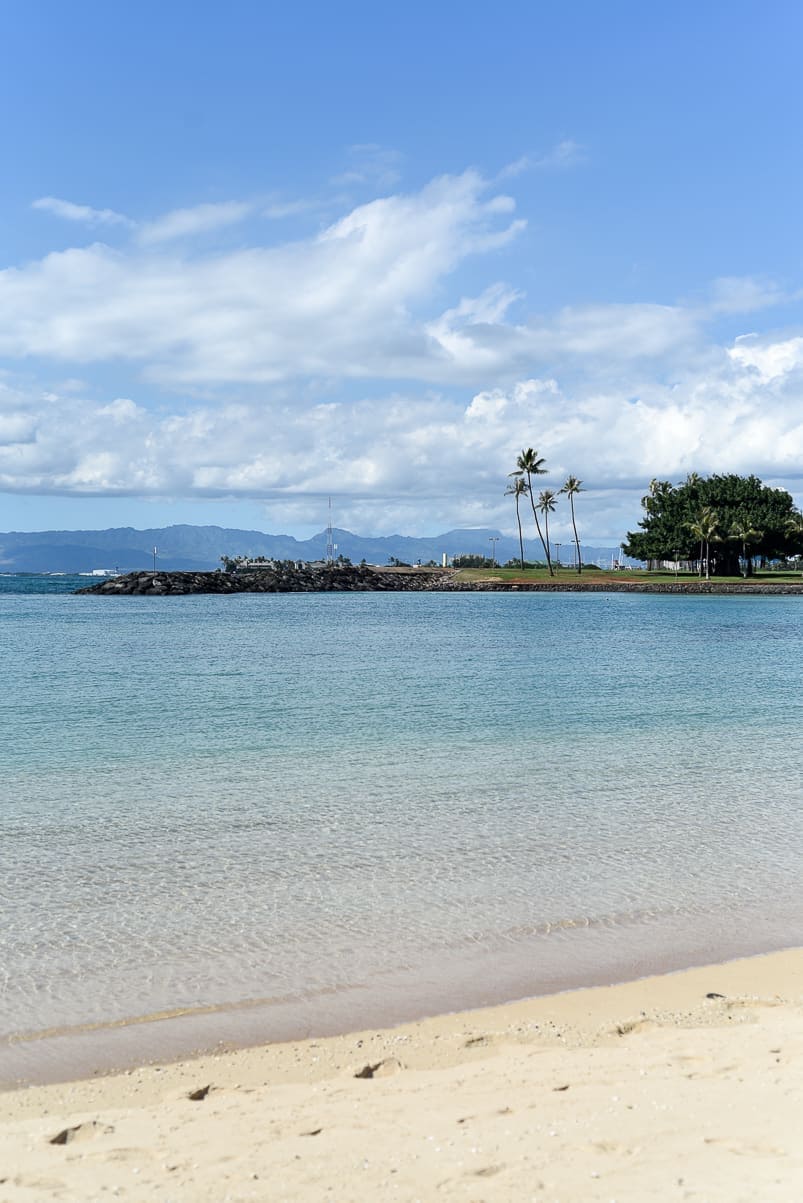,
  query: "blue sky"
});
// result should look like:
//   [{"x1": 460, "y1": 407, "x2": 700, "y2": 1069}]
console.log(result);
[{"x1": 2, "y1": 0, "x2": 803, "y2": 542}]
